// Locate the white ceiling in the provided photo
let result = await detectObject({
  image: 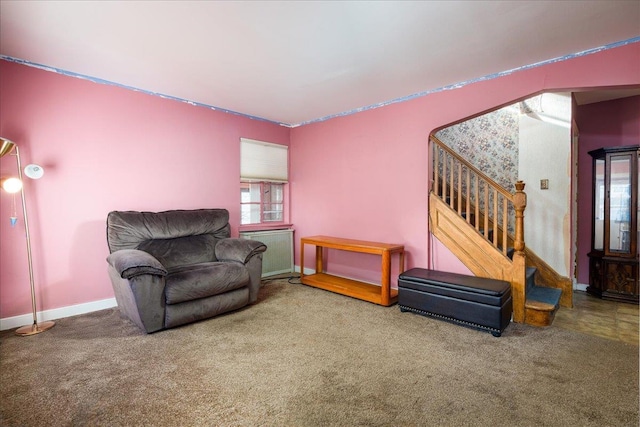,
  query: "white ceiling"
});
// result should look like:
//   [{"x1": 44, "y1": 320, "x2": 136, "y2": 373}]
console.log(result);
[{"x1": 1, "y1": 1, "x2": 639, "y2": 127}]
